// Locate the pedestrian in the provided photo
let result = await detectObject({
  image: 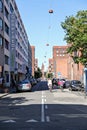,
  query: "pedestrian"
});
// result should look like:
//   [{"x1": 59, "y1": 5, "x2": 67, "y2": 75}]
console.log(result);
[{"x1": 48, "y1": 78, "x2": 52, "y2": 92}]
